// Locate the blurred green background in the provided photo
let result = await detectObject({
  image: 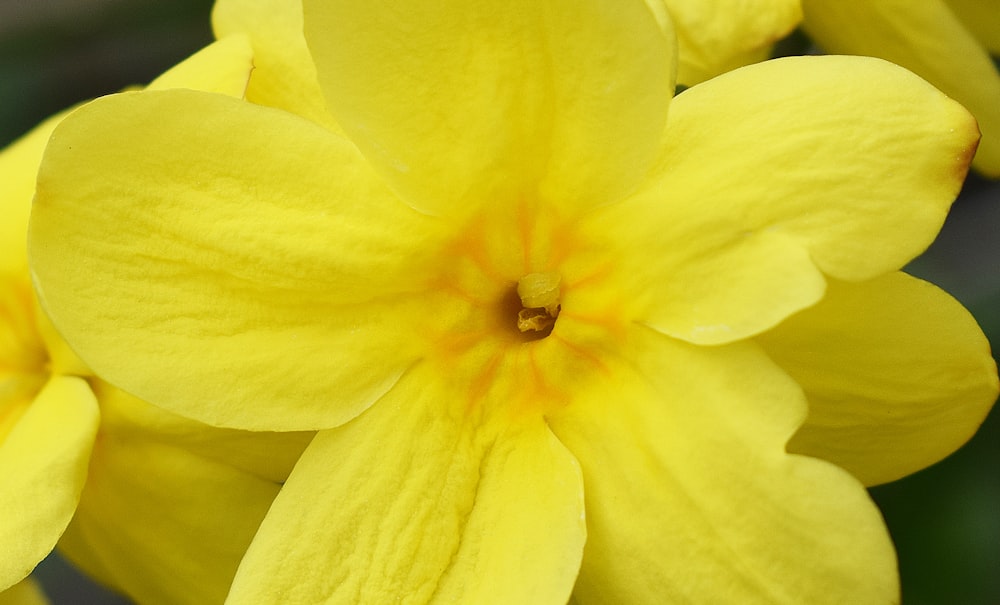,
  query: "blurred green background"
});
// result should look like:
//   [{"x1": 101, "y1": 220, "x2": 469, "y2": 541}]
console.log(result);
[{"x1": 1, "y1": 1, "x2": 997, "y2": 604}]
